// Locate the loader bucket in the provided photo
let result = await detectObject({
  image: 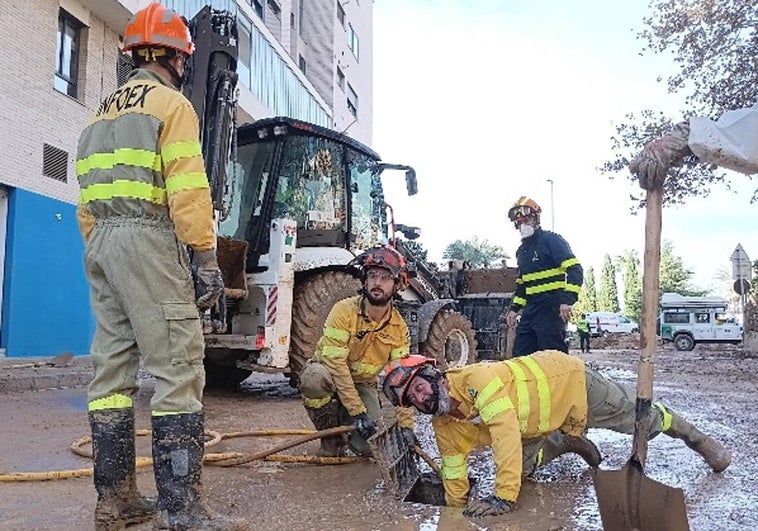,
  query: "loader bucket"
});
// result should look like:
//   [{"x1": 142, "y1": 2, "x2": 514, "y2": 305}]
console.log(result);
[
  {"x1": 591, "y1": 464, "x2": 689, "y2": 531},
  {"x1": 368, "y1": 421, "x2": 445, "y2": 505}
]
